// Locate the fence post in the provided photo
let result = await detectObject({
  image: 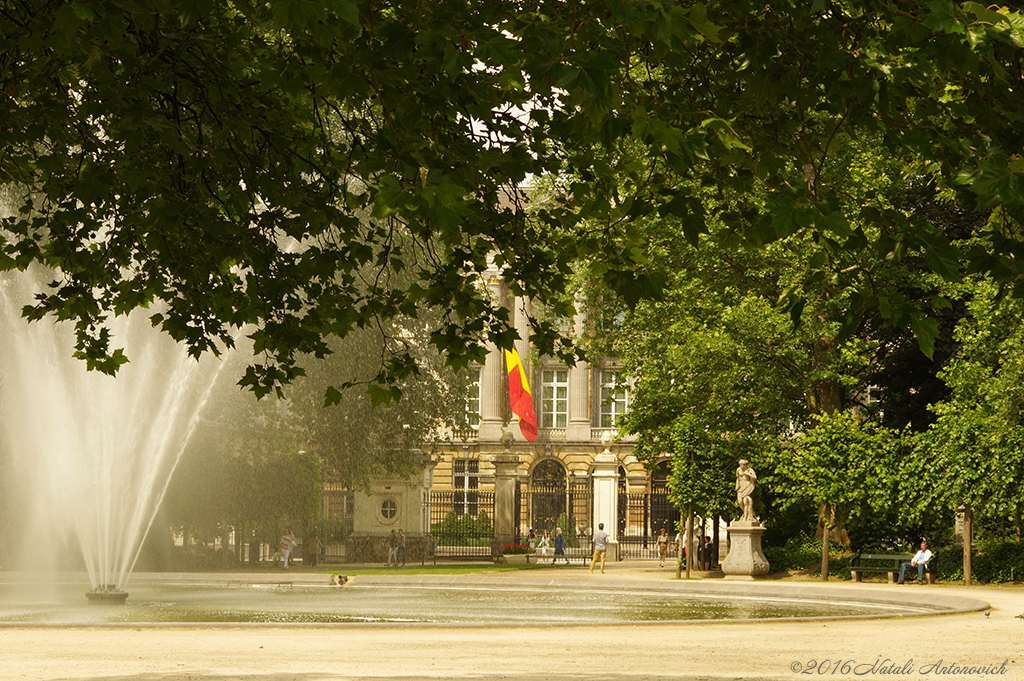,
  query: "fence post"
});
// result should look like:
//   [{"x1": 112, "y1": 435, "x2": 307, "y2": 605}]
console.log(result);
[
  {"x1": 592, "y1": 437, "x2": 620, "y2": 563},
  {"x1": 493, "y1": 446, "x2": 520, "y2": 560}
]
